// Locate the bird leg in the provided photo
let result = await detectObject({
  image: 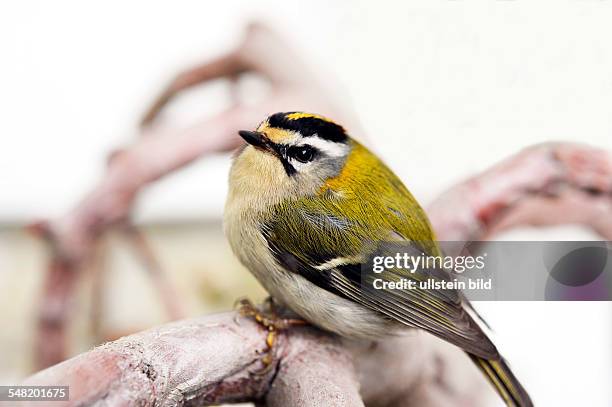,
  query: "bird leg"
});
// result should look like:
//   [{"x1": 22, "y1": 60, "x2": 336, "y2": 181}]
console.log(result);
[{"x1": 234, "y1": 297, "x2": 307, "y2": 374}]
